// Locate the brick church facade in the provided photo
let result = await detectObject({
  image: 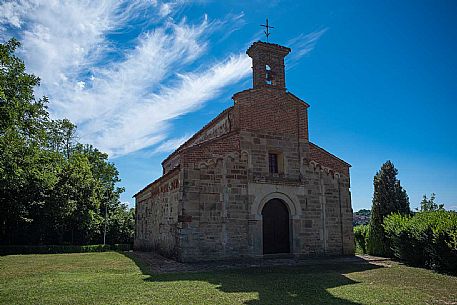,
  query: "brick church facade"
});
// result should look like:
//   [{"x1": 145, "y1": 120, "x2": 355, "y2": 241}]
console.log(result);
[{"x1": 134, "y1": 41, "x2": 354, "y2": 262}]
